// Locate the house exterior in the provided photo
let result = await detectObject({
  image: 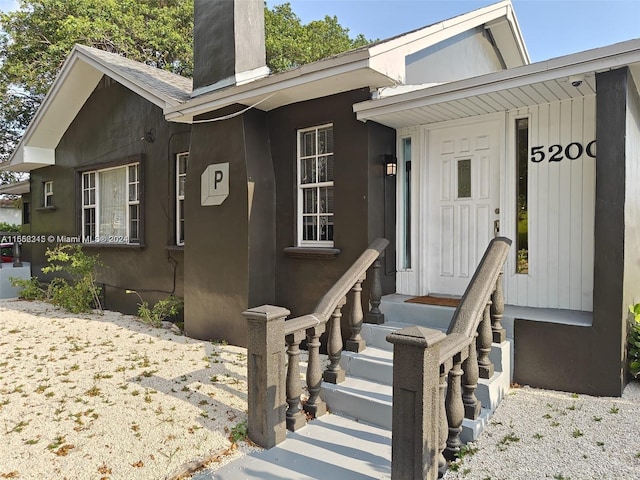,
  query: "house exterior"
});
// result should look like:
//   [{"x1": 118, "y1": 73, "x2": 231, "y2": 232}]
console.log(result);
[
  {"x1": 3, "y1": 0, "x2": 637, "y2": 396},
  {"x1": 354, "y1": 41, "x2": 640, "y2": 396},
  {"x1": 1, "y1": 0, "x2": 526, "y2": 339}
]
